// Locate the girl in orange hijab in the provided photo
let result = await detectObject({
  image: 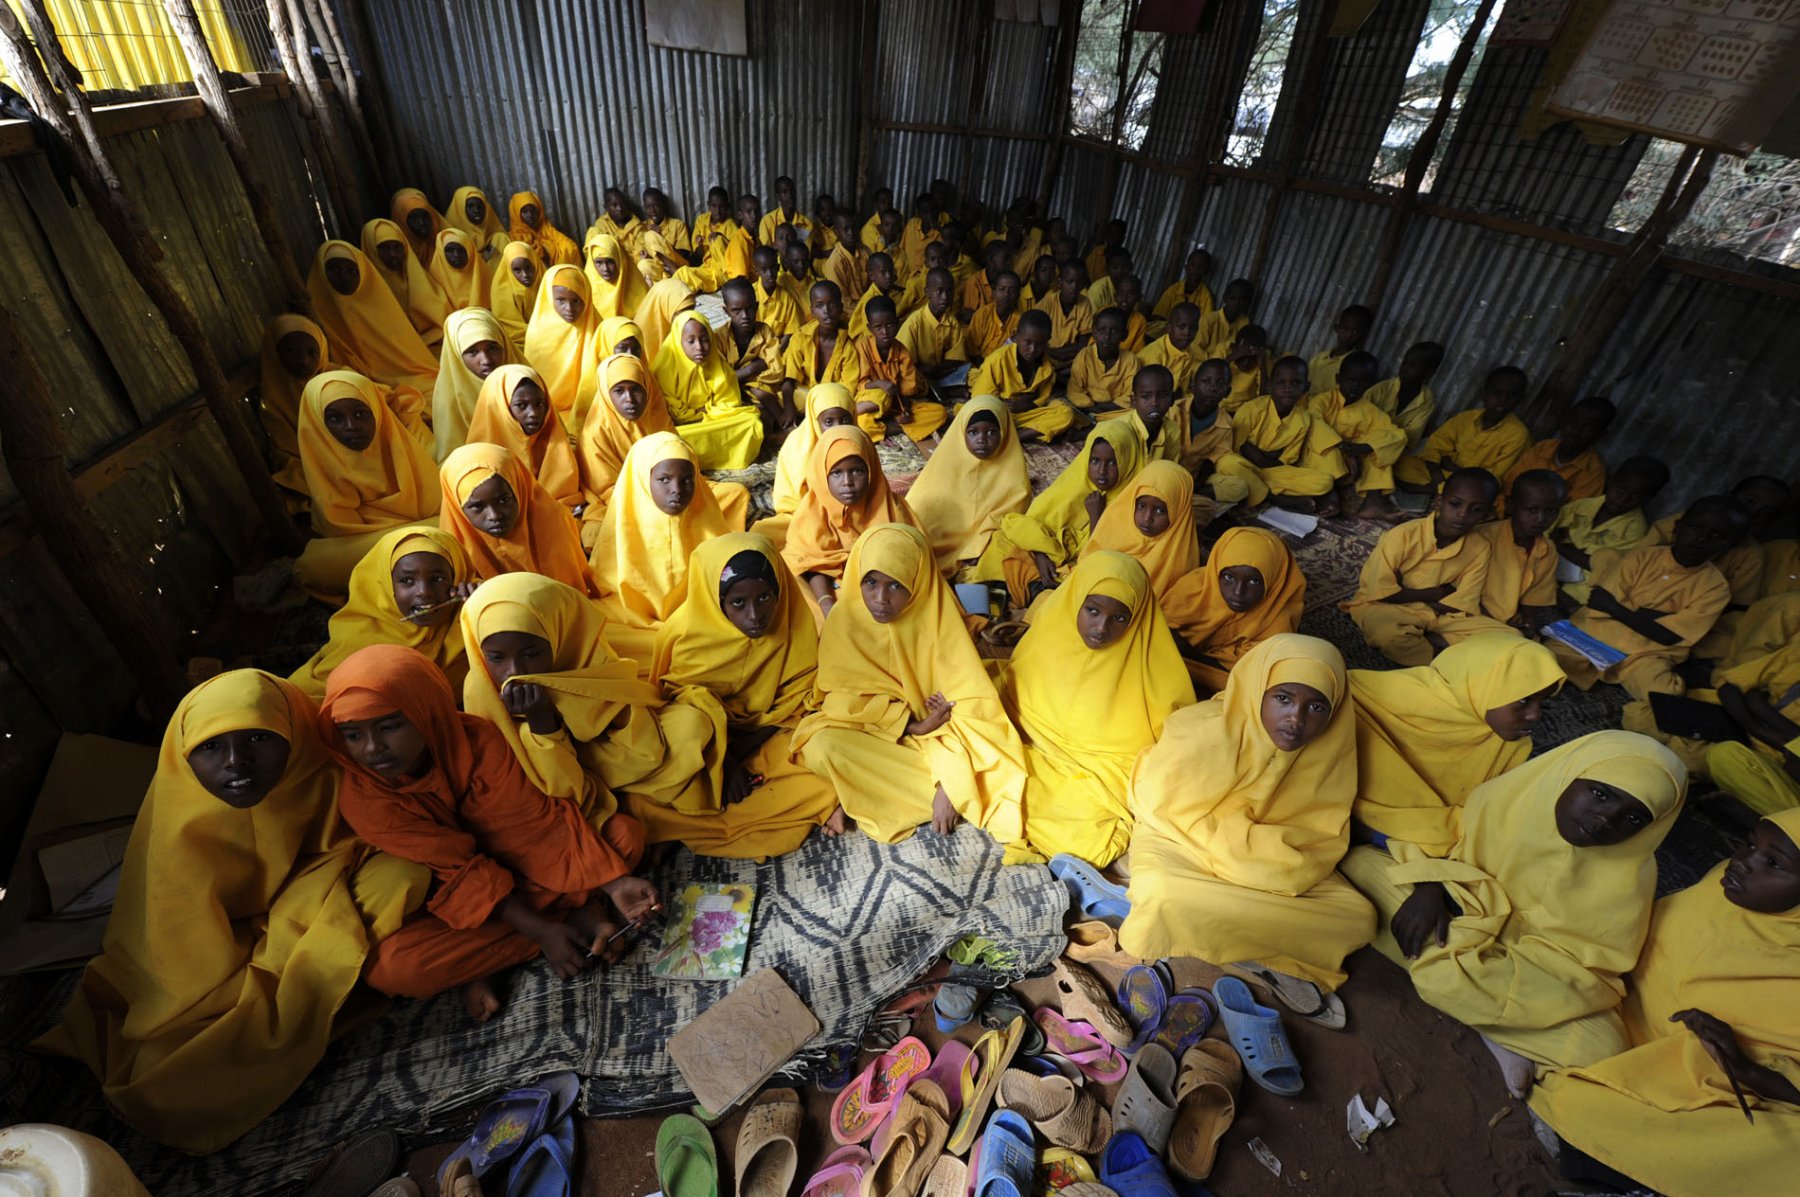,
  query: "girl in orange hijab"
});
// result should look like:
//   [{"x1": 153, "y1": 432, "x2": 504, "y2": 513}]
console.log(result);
[
  {"x1": 584, "y1": 230, "x2": 649, "y2": 320},
  {"x1": 489, "y1": 241, "x2": 539, "y2": 357},
  {"x1": 293, "y1": 370, "x2": 441, "y2": 600},
  {"x1": 360, "y1": 217, "x2": 450, "y2": 349},
  {"x1": 1077, "y1": 458, "x2": 1200, "y2": 608},
  {"x1": 467, "y1": 363, "x2": 582, "y2": 512},
  {"x1": 320, "y1": 644, "x2": 655, "y2": 1020},
  {"x1": 428, "y1": 228, "x2": 490, "y2": 312},
  {"x1": 782, "y1": 425, "x2": 918, "y2": 619},
  {"x1": 524, "y1": 264, "x2": 600, "y2": 426},
  {"x1": 306, "y1": 241, "x2": 440, "y2": 395},
  {"x1": 438, "y1": 442, "x2": 597, "y2": 595},
  {"x1": 390, "y1": 187, "x2": 446, "y2": 265},
  {"x1": 1162, "y1": 525, "x2": 1308, "y2": 692},
  {"x1": 507, "y1": 189, "x2": 580, "y2": 266},
  {"x1": 259, "y1": 313, "x2": 336, "y2": 496}
]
